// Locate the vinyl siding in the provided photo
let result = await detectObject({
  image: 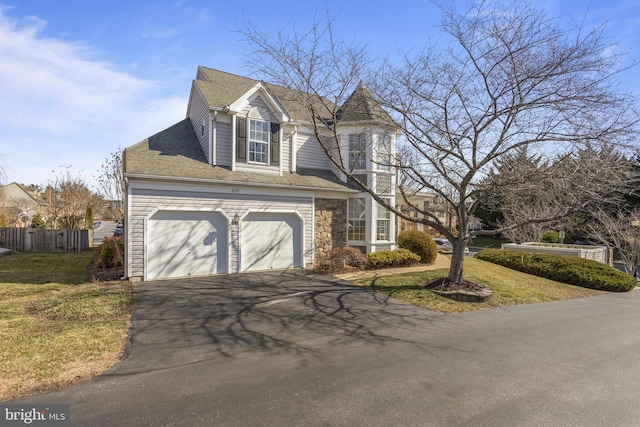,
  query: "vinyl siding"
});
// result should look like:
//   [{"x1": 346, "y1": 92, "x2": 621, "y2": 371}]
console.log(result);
[
  {"x1": 240, "y1": 95, "x2": 279, "y2": 122},
  {"x1": 187, "y1": 89, "x2": 210, "y2": 163},
  {"x1": 128, "y1": 185, "x2": 313, "y2": 277},
  {"x1": 281, "y1": 131, "x2": 291, "y2": 173},
  {"x1": 216, "y1": 120, "x2": 232, "y2": 167},
  {"x1": 297, "y1": 130, "x2": 332, "y2": 170}
]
